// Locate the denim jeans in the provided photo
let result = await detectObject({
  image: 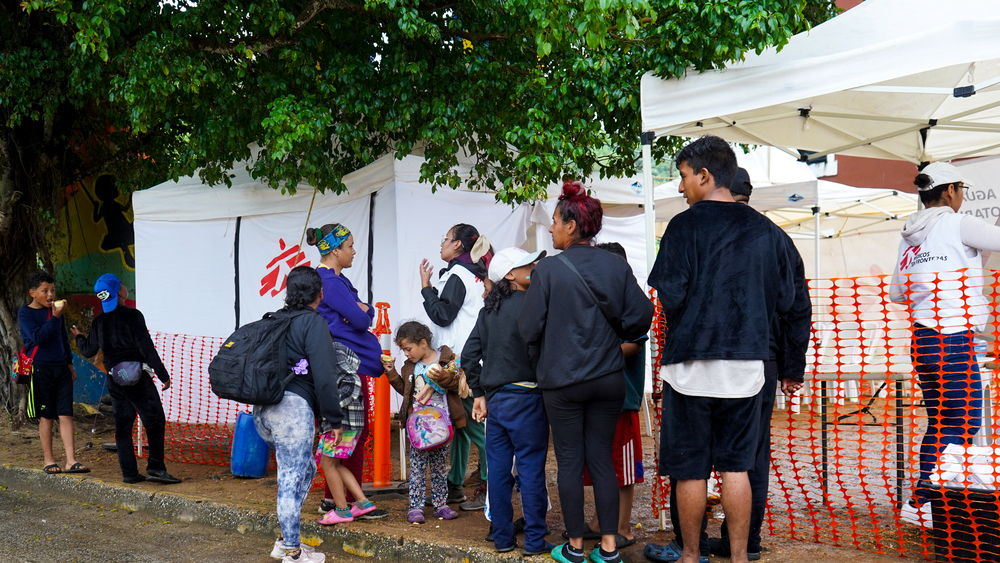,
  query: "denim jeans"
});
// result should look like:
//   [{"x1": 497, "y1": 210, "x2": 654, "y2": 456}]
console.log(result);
[
  {"x1": 912, "y1": 327, "x2": 984, "y2": 492},
  {"x1": 254, "y1": 392, "x2": 316, "y2": 550}
]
